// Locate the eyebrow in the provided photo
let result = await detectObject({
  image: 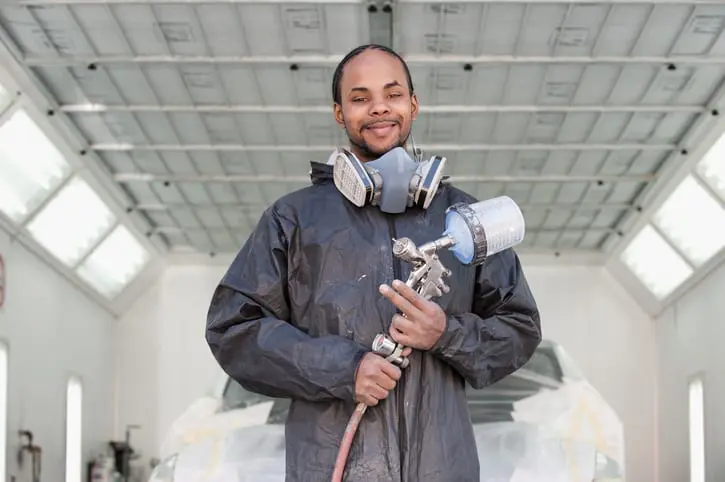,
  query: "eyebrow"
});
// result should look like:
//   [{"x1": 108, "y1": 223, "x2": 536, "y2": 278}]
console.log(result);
[{"x1": 349, "y1": 81, "x2": 403, "y2": 94}]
